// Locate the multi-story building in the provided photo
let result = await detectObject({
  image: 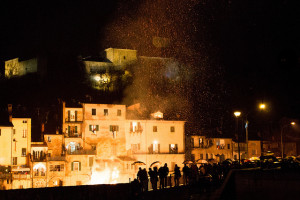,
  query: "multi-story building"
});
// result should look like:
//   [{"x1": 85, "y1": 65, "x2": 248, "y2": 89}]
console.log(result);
[
  {"x1": 187, "y1": 135, "x2": 261, "y2": 162},
  {"x1": 0, "y1": 105, "x2": 32, "y2": 189}
]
